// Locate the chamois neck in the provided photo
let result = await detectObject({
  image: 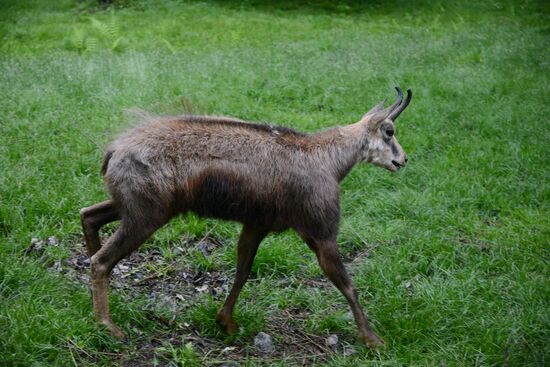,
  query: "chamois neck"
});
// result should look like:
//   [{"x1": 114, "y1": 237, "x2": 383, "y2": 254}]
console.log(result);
[{"x1": 309, "y1": 122, "x2": 367, "y2": 182}]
